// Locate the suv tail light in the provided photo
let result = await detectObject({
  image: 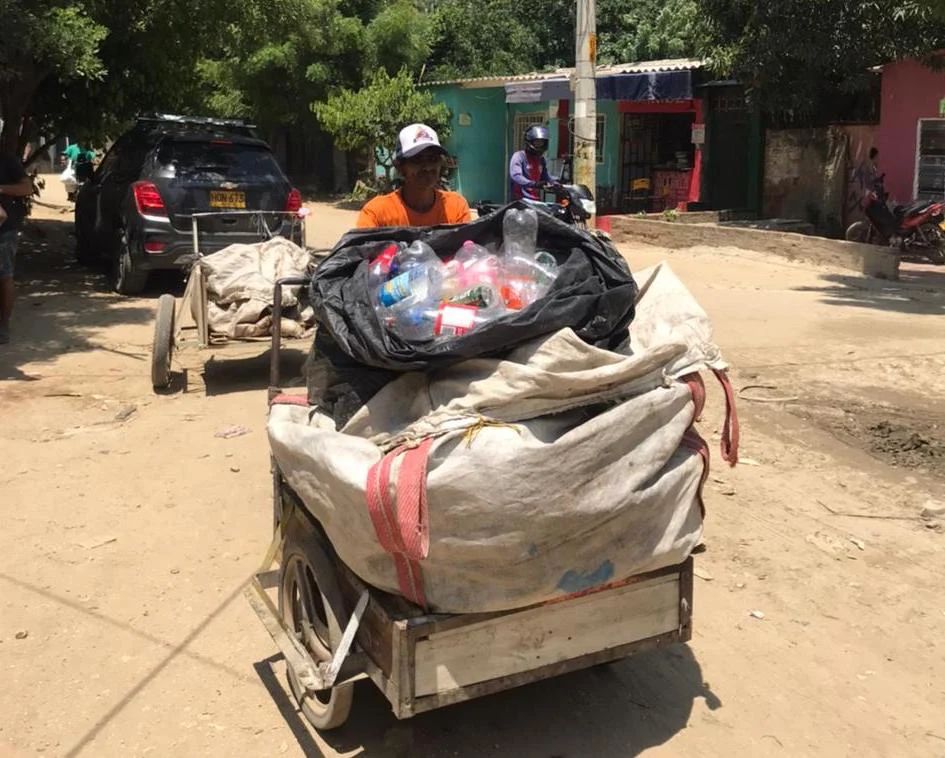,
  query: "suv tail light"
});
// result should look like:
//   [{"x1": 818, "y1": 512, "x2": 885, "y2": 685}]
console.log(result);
[
  {"x1": 133, "y1": 182, "x2": 167, "y2": 216},
  {"x1": 285, "y1": 188, "x2": 302, "y2": 215}
]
